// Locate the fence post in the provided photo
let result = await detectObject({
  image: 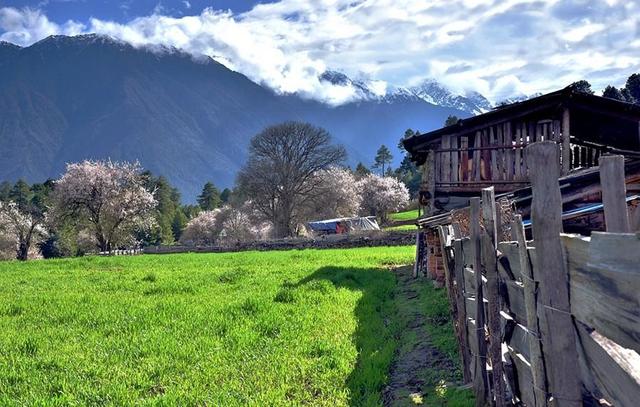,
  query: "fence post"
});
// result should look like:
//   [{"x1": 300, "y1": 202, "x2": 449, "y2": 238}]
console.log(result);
[
  {"x1": 452, "y1": 237, "x2": 473, "y2": 383},
  {"x1": 413, "y1": 231, "x2": 423, "y2": 278},
  {"x1": 470, "y1": 197, "x2": 489, "y2": 405},
  {"x1": 526, "y1": 141, "x2": 582, "y2": 406},
  {"x1": 440, "y1": 225, "x2": 473, "y2": 383},
  {"x1": 481, "y1": 187, "x2": 506, "y2": 407},
  {"x1": 512, "y1": 215, "x2": 548, "y2": 407},
  {"x1": 599, "y1": 155, "x2": 631, "y2": 233}
]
